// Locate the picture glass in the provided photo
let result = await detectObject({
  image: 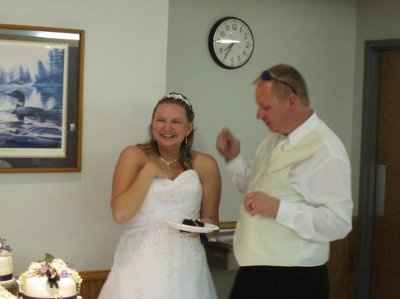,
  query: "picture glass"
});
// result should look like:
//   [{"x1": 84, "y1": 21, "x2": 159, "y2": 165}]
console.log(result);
[
  {"x1": 0, "y1": 40, "x2": 68, "y2": 158},
  {"x1": 0, "y1": 25, "x2": 83, "y2": 172}
]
